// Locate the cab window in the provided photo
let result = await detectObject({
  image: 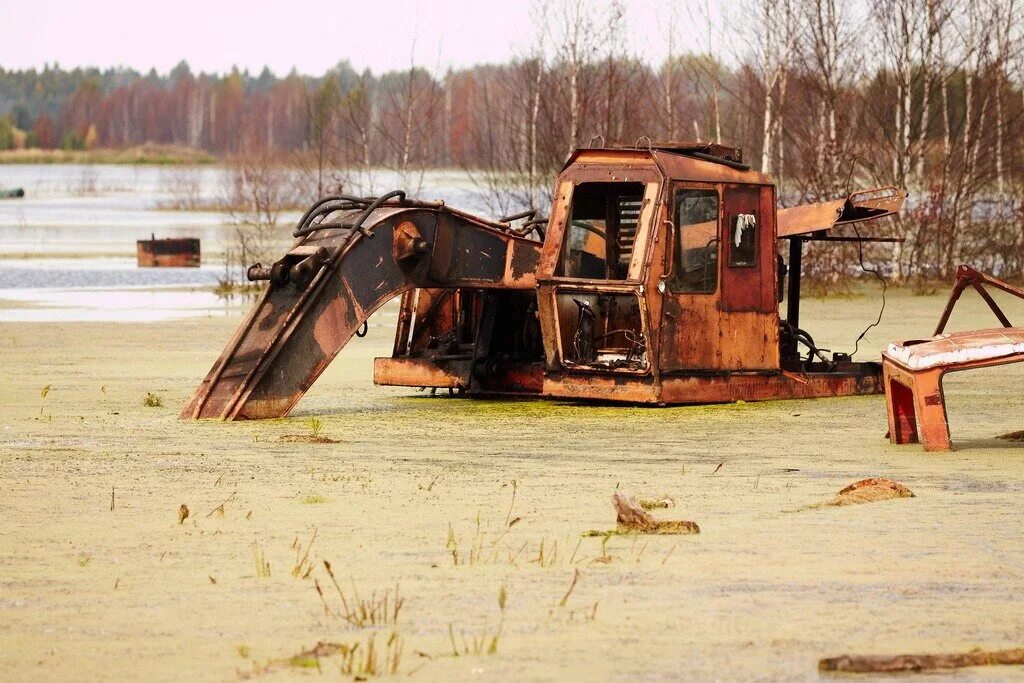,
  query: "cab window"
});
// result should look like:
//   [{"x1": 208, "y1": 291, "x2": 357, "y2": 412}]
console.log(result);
[
  {"x1": 669, "y1": 189, "x2": 719, "y2": 293},
  {"x1": 558, "y1": 181, "x2": 645, "y2": 280}
]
